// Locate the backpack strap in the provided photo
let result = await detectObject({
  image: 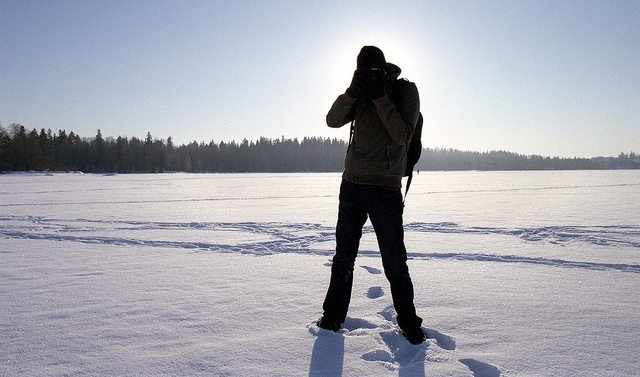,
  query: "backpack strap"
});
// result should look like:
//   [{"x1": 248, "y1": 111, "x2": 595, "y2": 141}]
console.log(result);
[
  {"x1": 347, "y1": 119, "x2": 355, "y2": 153},
  {"x1": 403, "y1": 171, "x2": 413, "y2": 207},
  {"x1": 345, "y1": 98, "x2": 359, "y2": 153}
]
